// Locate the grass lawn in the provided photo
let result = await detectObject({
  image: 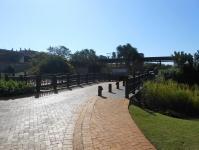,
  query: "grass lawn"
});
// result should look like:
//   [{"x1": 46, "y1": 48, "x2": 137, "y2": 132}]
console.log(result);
[{"x1": 129, "y1": 105, "x2": 199, "y2": 150}]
